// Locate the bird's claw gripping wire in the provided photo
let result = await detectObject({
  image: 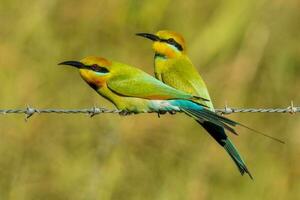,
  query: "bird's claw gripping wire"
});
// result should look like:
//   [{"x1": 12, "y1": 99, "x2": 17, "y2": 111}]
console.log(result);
[
  {"x1": 119, "y1": 110, "x2": 132, "y2": 116},
  {"x1": 156, "y1": 110, "x2": 177, "y2": 118},
  {"x1": 158, "y1": 110, "x2": 167, "y2": 117},
  {"x1": 168, "y1": 110, "x2": 177, "y2": 115}
]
